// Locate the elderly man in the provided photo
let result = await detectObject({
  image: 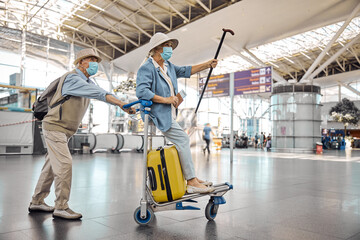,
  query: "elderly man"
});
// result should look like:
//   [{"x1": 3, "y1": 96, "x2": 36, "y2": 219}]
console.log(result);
[{"x1": 28, "y1": 48, "x2": 134, "y2": 220}]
